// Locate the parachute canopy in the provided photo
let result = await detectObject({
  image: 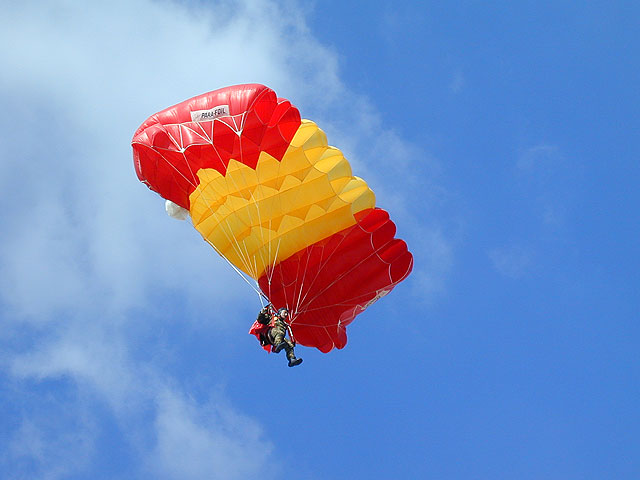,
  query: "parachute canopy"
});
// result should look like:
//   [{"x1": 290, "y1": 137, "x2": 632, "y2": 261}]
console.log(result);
[{"x1": 132, "y1": 84, "x2": 412, "y2": 352}]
